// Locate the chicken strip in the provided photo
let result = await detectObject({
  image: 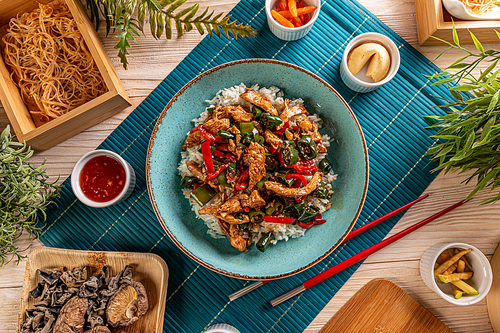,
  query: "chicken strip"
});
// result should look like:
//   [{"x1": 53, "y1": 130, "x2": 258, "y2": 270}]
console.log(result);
[
  {"x1": 182, "y1": 131, "x2": 204, "y2": 150},
  {"x1": 185, "y1": 161, "x2": 205, "y2": 182},
  {"x1": 264, "y1": 129, "x2": 282, "y2": 151},
  {"x1": 213, "y1": 106, "x2": 230, "y2": 119},
  {"x1": 228, "y1": 224, "x2": 251, "y2": 252},
  {"x1": 241, "y1": 190, "x2": 266, "y2": 209},
  {"x1": 203, "y1": 118, "x2": 230, "y2": 135},
  {"x1": 265, "y1": 171, "x2": 324, "y2": 197},
  {"x1": 199, "y1": 205, "x2": 250, "y2": 224},
  {"x1": 240, "y1": 89, "x2": 278, "y2": 116},
  {"x1": 296, "y1": 115, "x2": 322, "y2": 142},
  {"x1": 245, "y1": 142, "x2": 266, "y2": 189},
  {"x1": 228, "y1": 105, "x2": 253, "y2": 122},
  {"x1": 276, "y1": 100, "x2": 309, "y2": 130}
]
